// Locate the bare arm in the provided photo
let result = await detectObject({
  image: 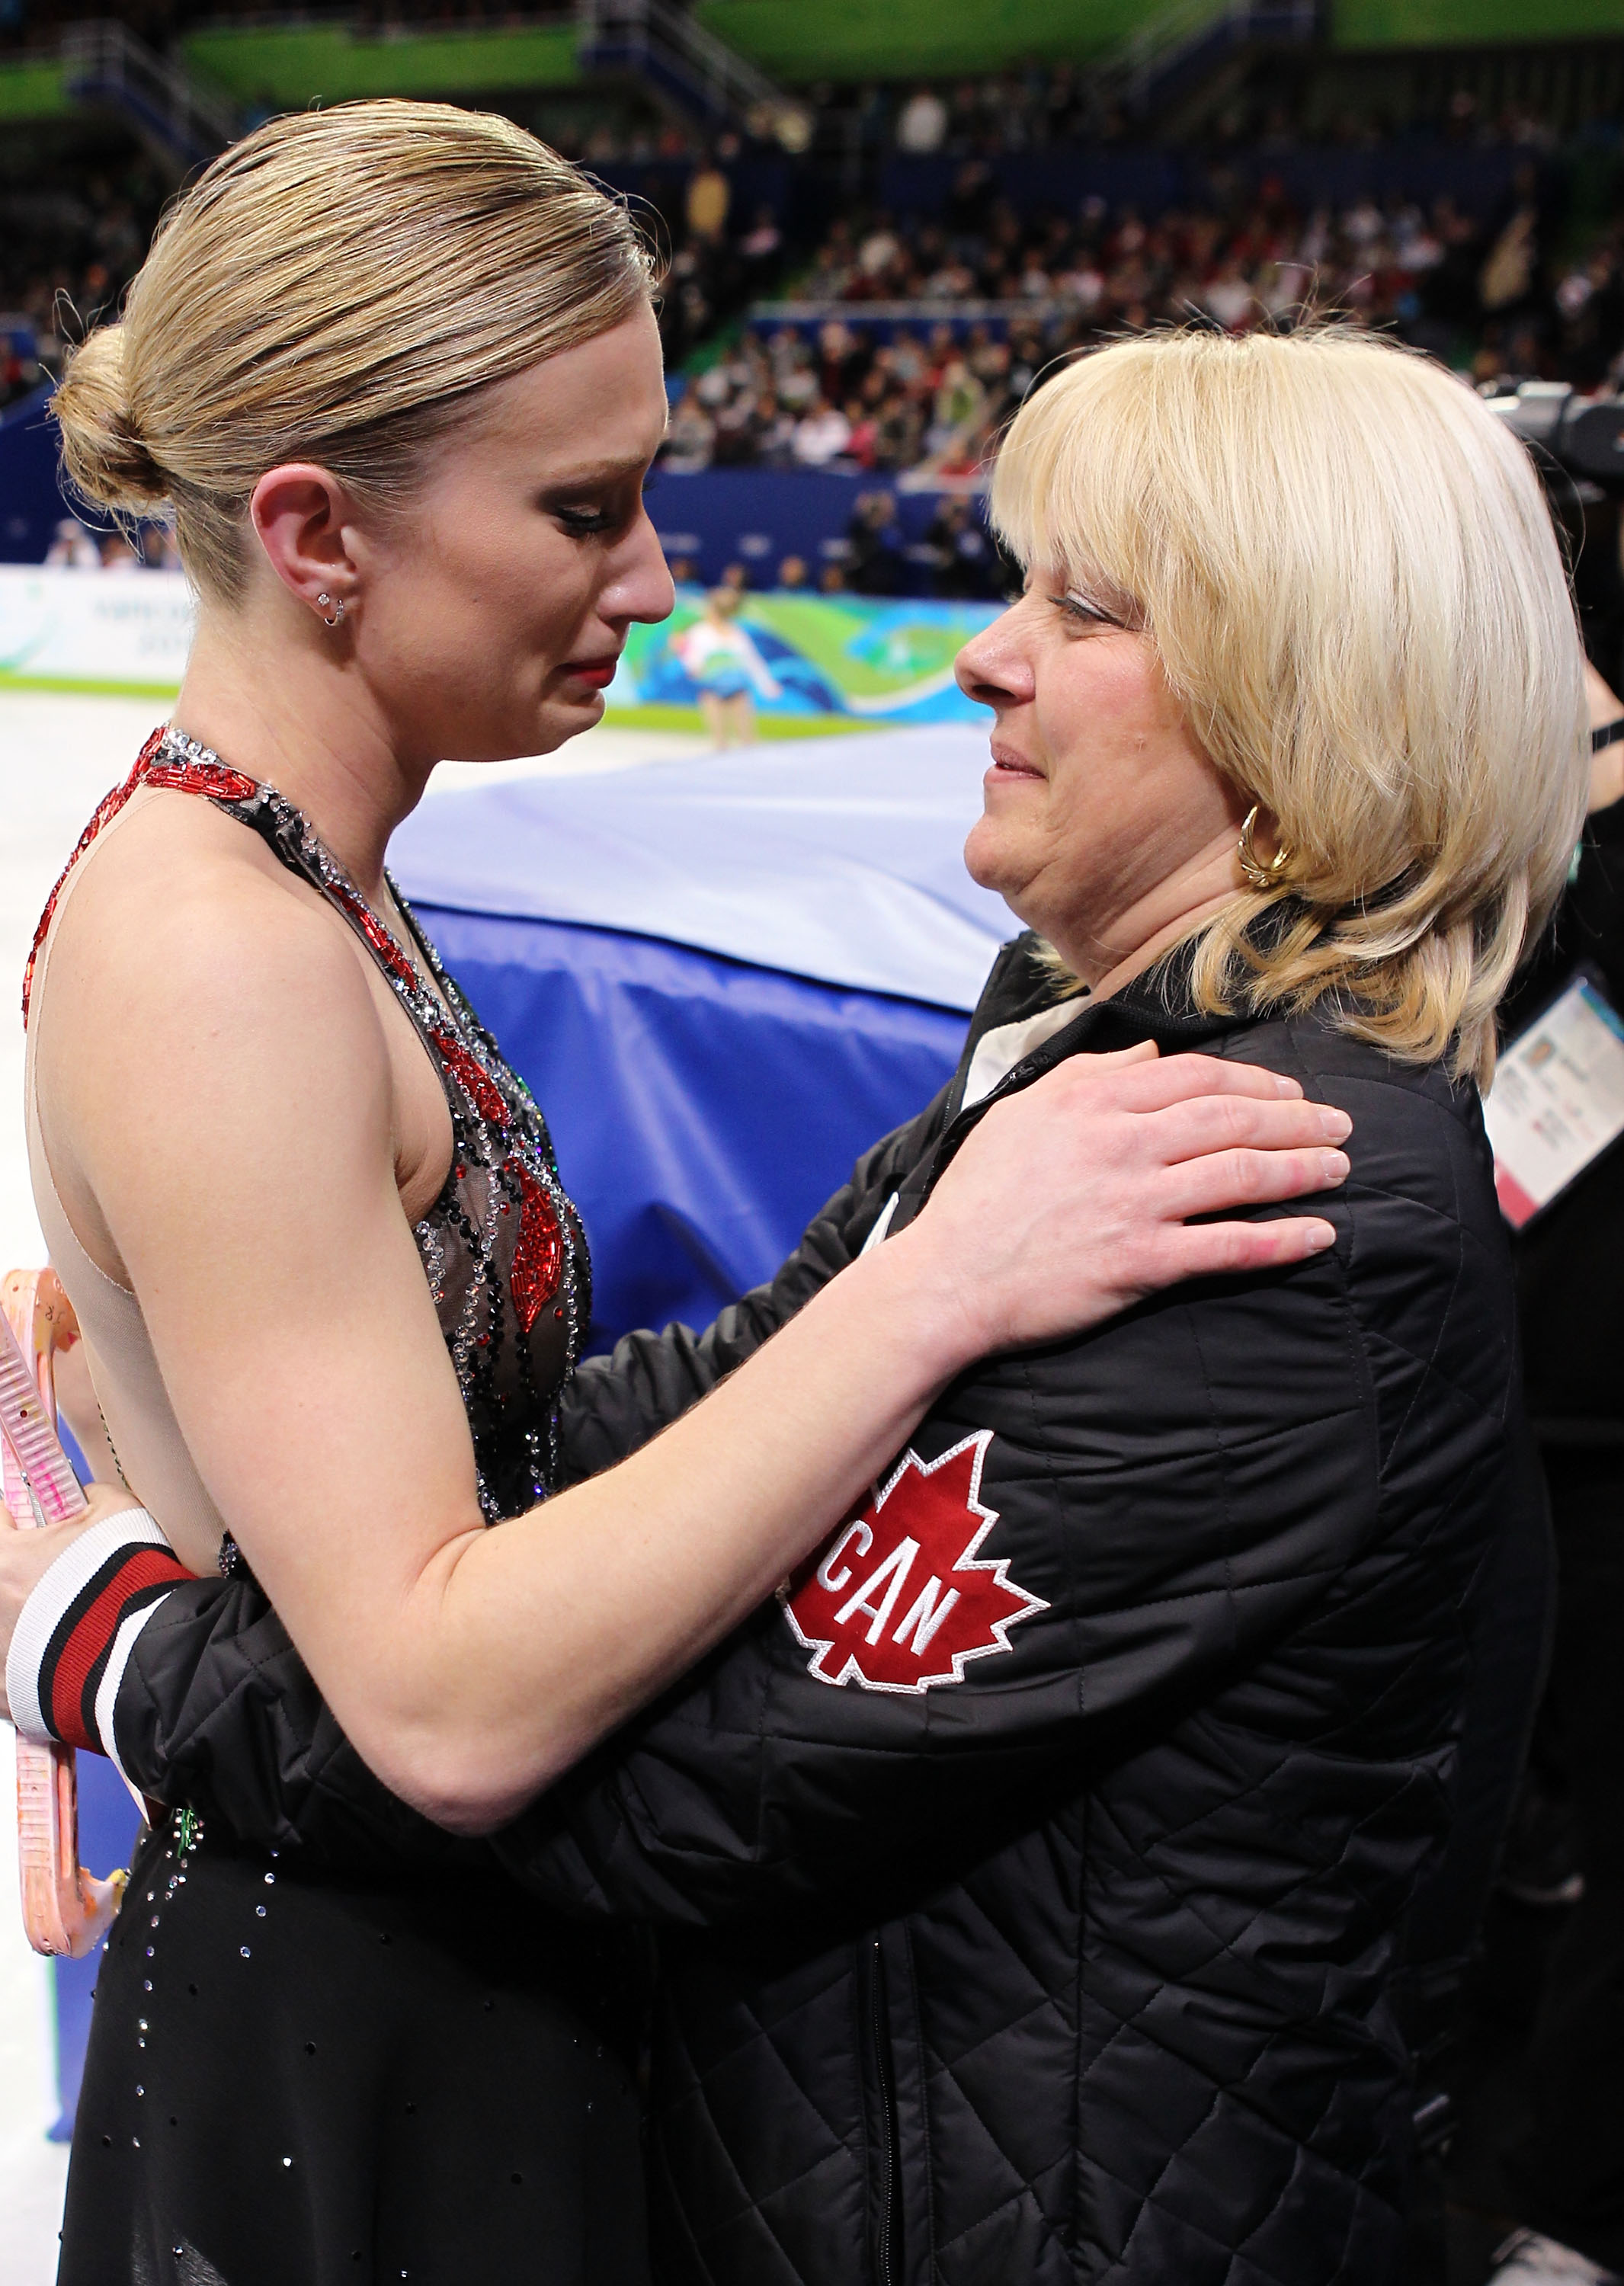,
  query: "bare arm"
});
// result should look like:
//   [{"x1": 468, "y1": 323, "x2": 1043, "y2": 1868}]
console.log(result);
[{"x1": 27, "y1": 882, "x2": 1347, "y2": 1831}]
